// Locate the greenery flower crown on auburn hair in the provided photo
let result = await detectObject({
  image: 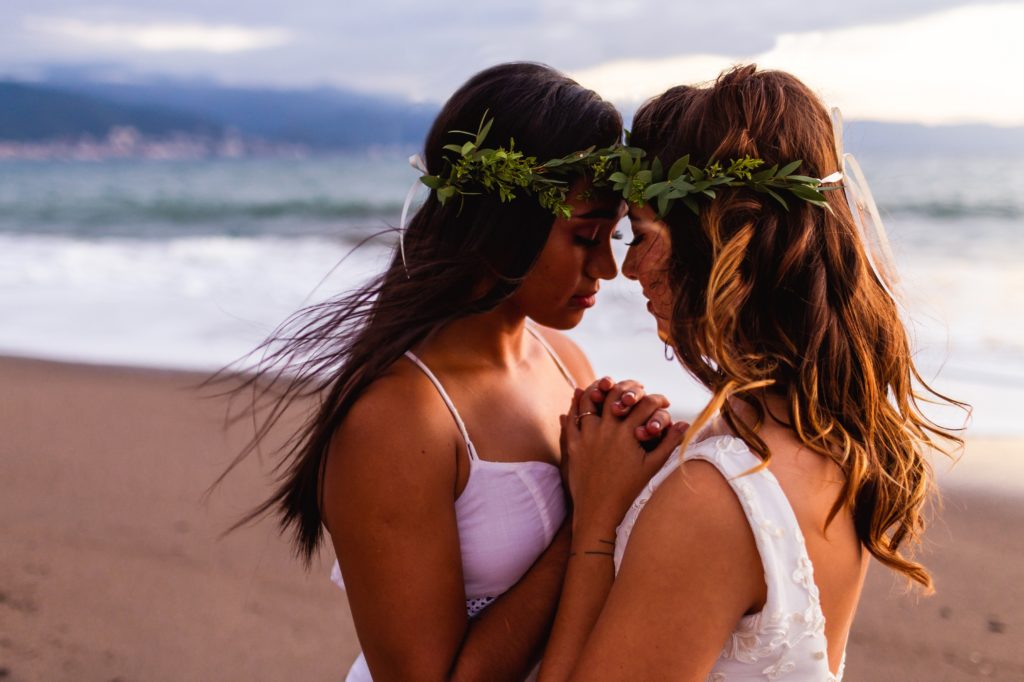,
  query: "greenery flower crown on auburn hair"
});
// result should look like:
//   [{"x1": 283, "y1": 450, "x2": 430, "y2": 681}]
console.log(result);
[{"x1": 419, "y1": 113, "x2": 840, "y2": 219}]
